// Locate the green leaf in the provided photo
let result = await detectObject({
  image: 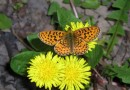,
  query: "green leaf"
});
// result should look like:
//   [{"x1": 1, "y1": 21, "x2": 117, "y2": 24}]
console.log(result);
[
  {"x1": 108, "y1": 23, "x2": 125, "y2": 36},
  {"x1": 48, "y1": 2, "x2": 60, "y2": 15},
  {"x1": 81, "y1": 0, "x2": 100, "y2": 9},
  {"x1": 63, "y1": 0, "x2": 100, "y2": 9},
  {"x1": 111, "y1": 63, "x2": 130, "y2": 84},
  {"x1": 13, "y1": 2, "x2": 24, "y2": 10},
  {"x1": 101, "y1": 0, "x2": 113, "y2": 6},
  {"x1": 57, "y1": 8, "x2": 80, "y2": 29},
  {"x1": 48, "y1": 2, "x2": 80, "y2": 29},
  {"x1": 85, "y1": 16, "x2": 96, "y2": 26},
  {"x1": 104, "y1": 62, "x2": 130, "y2": 84},
  {"x1": 10, "y1": 51, "x2": 41, "y2": 76},
  {"x1": 27, "y1": 33, "x2": 53, "y2": 52},
  {"x1": 112, "y1": 0, "x2": 130, "y2": 10},
  {"x1": 107, "y1": 10, "x2": 128, "y2": 22},
  {"x1": 63, "y1": 0, "x2": 69, "y2": 3},
  {"x1": 63, "y1": 0, "x2": 81, "y2": 6},
  {"x1": 0, "y1": 13, "x2": 12, "y2": 30},
  {"x1": 103, "y1": 65, "x2": 117, "y2": 78},
  {"x1": 85, "y1": 45, "x2": 103, "y2": 68}
]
